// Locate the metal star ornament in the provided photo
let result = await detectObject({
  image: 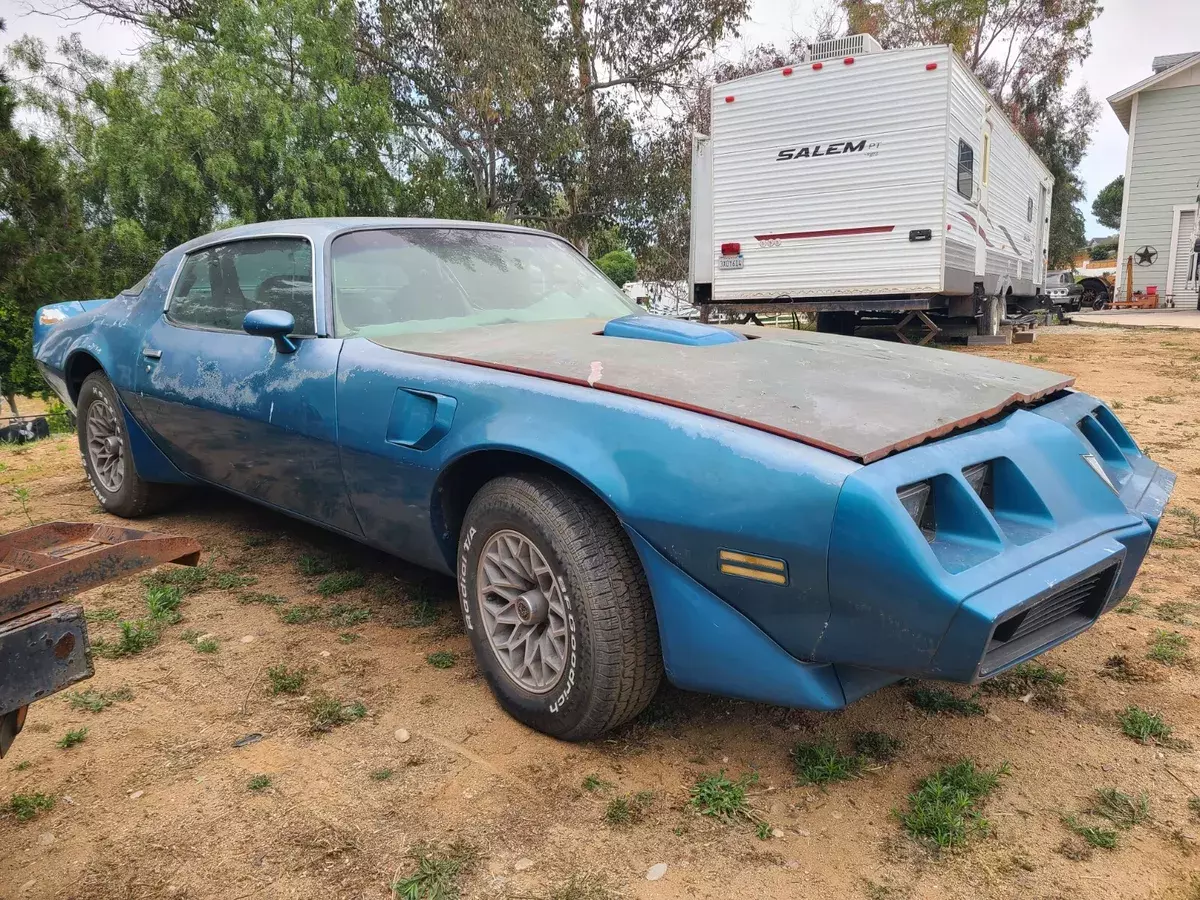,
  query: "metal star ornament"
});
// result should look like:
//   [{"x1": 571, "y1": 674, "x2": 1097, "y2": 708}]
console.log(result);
[{"x1": 1135, "y1": 245, "x2": 1158, "y2": 266}]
